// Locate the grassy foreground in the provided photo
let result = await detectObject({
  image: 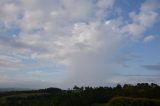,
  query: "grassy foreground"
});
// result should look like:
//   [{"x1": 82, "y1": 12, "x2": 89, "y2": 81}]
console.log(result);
[{"x1": 94, "y1": 97, "x2": 160, "y2": 106}]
